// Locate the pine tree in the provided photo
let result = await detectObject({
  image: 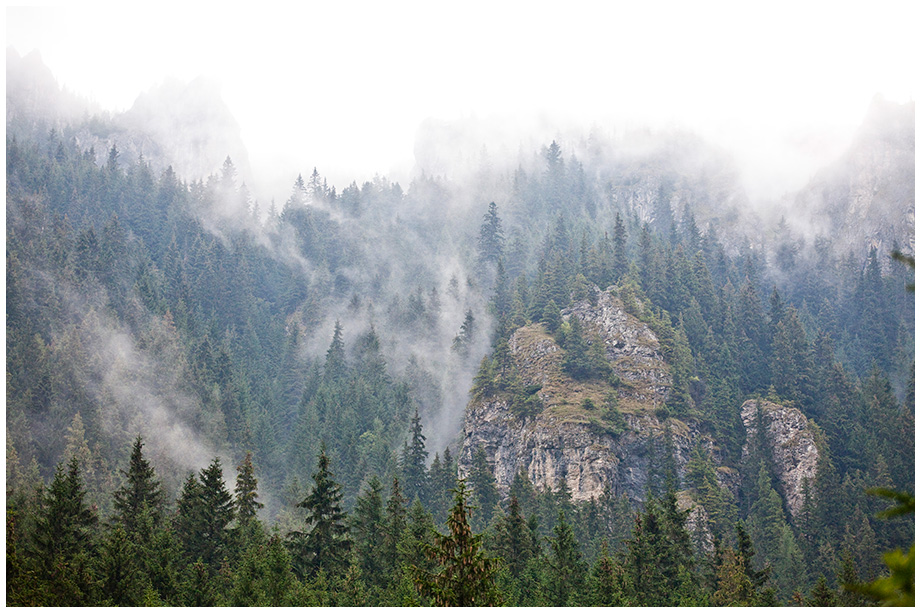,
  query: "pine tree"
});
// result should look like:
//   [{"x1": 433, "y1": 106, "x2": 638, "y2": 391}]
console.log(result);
[
  {"x1": 546, "y1": 511, "x2": 587, "y2": 606},
  {"x1": 112, "y1": 435, "x2": 164, "y2": 535},
  {"x1": 493, "y1": 495, "x2": 534, "y2": 578},
  {"x1": 234, "y1": 451, "x2": 263, "y2": 525},
  {"x1": 400, "y1": 409, "x2": 429, "y2": 504},
  {"x1": 351, "y1": 475, "x2": 385, "y2": 587},
  {"x1": 451, "y1": 309, "x2": 476, "y2": 357},
  {"x1": 177, "y1": 458, "x2": 236, "y2": 569},
  {"x1": 292, "y1": 445, "x2": 351, "y2": 578},
  {"x1": 562, "y1": 316, "x2": 612, "y2": 381},
  {"x1": 712, "y1": 547, "x2": 755, "y2": 606},
  {"x1": 477, "y1": 201, "x2": 505, "y2": 272},
  {"x1": 31, "y1": 457, "x2": 99, "y2": 605},
  {"x1": 324, "y1": 321, "x2": 347, "y2": 381},
  {"x1": 588, "y1": 540, "x2": 627, "y2": 605},
  {"x1": 807, "y1": 574, "x2": 838, "y2": 606},
  {"x1": 748, "y1": 463, "x2": 803, "y2": 600},
  {"x1": 413, "y1": 480, "x2": 502, "y2": 606},
  {"x1": 382, "y1": 477, "x2": 408, "y2": 579},
  {"x1": 622, "y1": 490, "x2": 700, "y2": 605},
  {"x1": 468, "y1": 445, "x2": 500, "y2": 530},
  {"x1": 612, "y1": 212, "x2": 628, "y2": 282},
  {"x1": 96, "y1": 526, "x2": 144, "y2": 606}
]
